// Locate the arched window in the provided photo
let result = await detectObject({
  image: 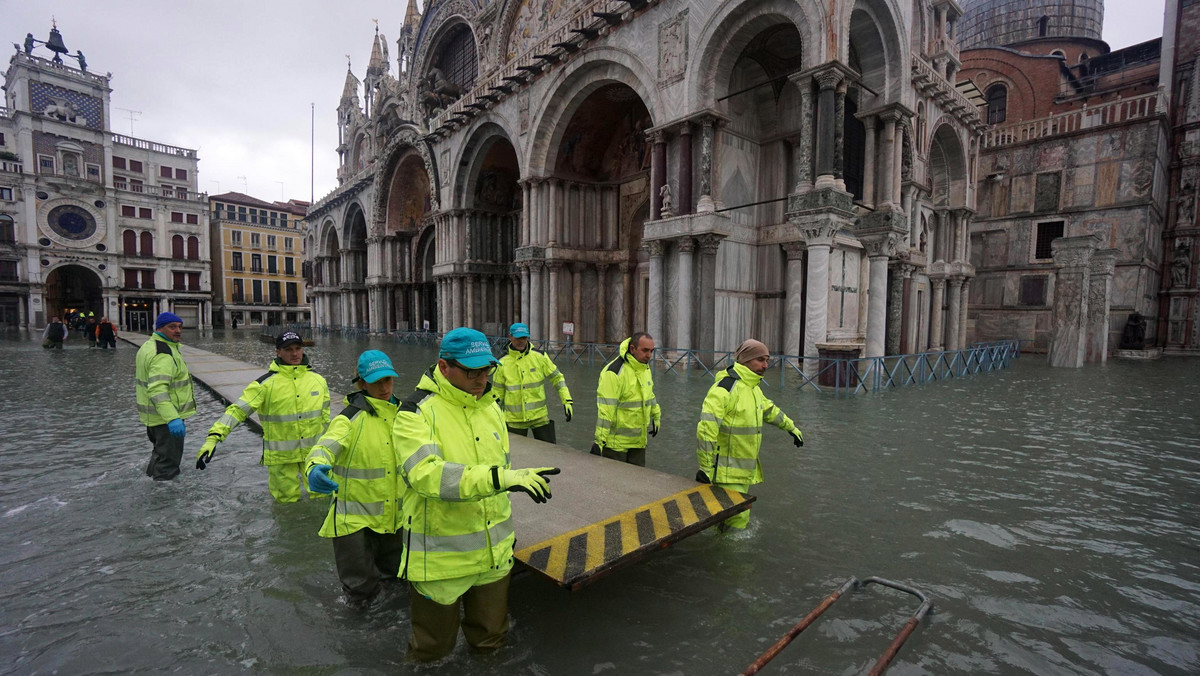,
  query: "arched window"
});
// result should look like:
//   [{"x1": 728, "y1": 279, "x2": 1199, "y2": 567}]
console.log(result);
[
  {"x1": 123, "y1": 229, "x2": 137, "y2": 255},
  {"x1": 1038, "y1": 16, "x2": 1049, "y2": 37},
  {"x1": 433, "y1": 24, "x2": 478, "y2": 93},
  {"x1": 986, "y1": 84, "x2": 1008, "y2": 125},
  {"x1": 187, "y1": 236, "x2": 199, "y2": 260},
  {"x1": 139, "y1": 231, "x2": 154, "y2": 257},
  {"x1": 0, "y1": 214, "x2": 14, "y2": 243},
  {"x1": 171, "y1": 234, "x2": 185, "y2": 259}
]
